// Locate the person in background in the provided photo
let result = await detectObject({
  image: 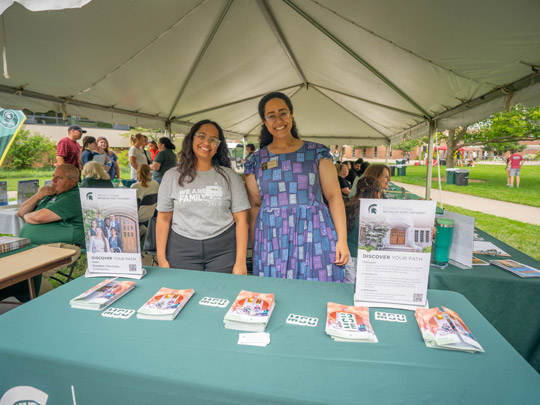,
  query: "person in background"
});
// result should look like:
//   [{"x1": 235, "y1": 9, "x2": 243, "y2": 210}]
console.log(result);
[
  {"x1": 97, "y1": 137, "x2": 120, "y2": 180},
  {"x1": 358, "y1": 161, "x2": 370, "y2": 176},
  {"x1": 358, "y1": 163, "x2": 391, "y2": 198},
  {"x1": 346, "y1": 158, "x2": 362, "y2": 183},
  {"x1": 88, "y1": 219, "x2": 98, "y2": 240},
  {"x1": 150, "y1": 137, "x2": 177, "y2": 183},
  {"x1": 56, "y1": 125, "x2": 85, "y2": 171},
  {"x1": 88, "y1": 226, "x2": 109, "y2": 253},
  {"x1": 142, "y1": 135, "x2": 152, "y2": 164},
  {"x1": 156, "y1": 119, "x2": 250, "y2": 274},
  {"x1": 128, "y1": 133, "x2": 148, "y2": 180},
  {"x1": 336, "y1": 163, "x2": 351, "y2": 197},
  {"x1": 109, "y1": 214, "x2": 121, "y2": 234},
  {"x1": 508, "y1": 149, "x2": 523, "y2": 188},
  {"x1": 244, "y1": 91, "x2": 349, "y2": 282},
  {"x1": 147, "y1": 140, "x2": 159, "y2": 160},
  {"x1": 80, "y1": 136, "x2": 99, "y2": 170},
  {"x1": 80, "y1": 161, "x2": 114, "y2": 188},
  {"x1": 108, "y1": 227, "x2": 123, "y2": 253},
  {"x1": 344, "y1": 176, "x2": 382, "y2": 283},
  {"x1": 131, "y1": 164, "x2": 159, "y2": 223},
  {"x1": 246, "y1": 143, "x2": 256, "y2": 159},
  {"x1": 103, "y1": 217, "x2": 112, "y2": 239},
  {"x1": 95, "y1": 211, "x2": 105, "y2": 230},
  {"x1": 505, "y1": 155, "x2": 511, "y2": 186}
]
